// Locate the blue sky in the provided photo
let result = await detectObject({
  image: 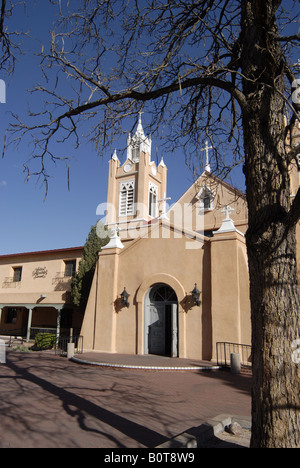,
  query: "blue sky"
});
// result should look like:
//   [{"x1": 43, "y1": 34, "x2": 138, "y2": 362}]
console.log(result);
[{"x1": 0, "y1": 1, "x2": 250, "y2": 255}]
